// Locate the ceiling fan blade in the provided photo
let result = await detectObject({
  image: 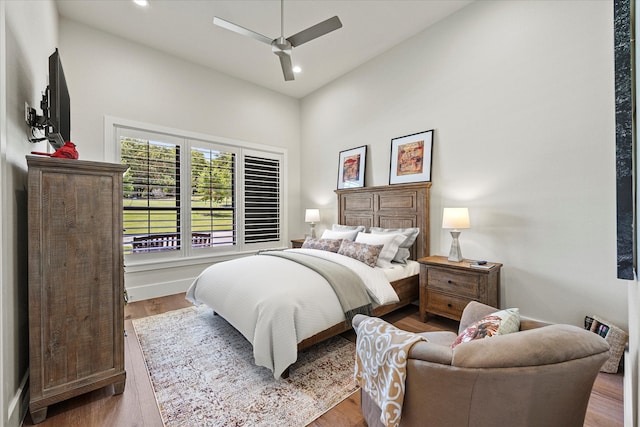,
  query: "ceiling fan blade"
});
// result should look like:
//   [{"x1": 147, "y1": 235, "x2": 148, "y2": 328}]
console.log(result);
[
  {"x1": 286, "y1": 16, "x2": 342, "y2": 47},
  {"x1": 277, "y1": 53, "x2": 295, "y2": 81},
  {"x1": 213, "y1": 17, "x2": 273, "y2": 46}
]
